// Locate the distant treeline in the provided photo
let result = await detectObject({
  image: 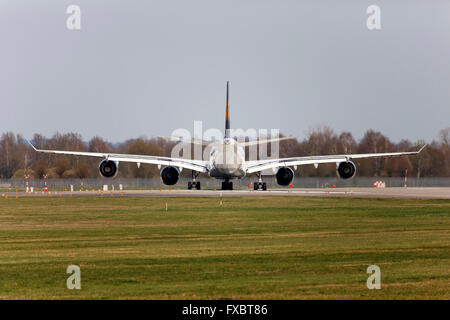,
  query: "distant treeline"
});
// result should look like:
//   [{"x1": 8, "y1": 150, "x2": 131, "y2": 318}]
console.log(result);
[{"x1": 1, "y1": 126, "x2": 449, "y2": 179}]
